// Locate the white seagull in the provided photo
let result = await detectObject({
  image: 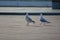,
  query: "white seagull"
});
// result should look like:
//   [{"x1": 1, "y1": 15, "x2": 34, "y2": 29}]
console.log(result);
[
  {"x1": 39, "y1": 13, "x2": 50, "y2": 25},
  {"x1": 25, "y1": 12, "x2": 35, "y2": 26}
]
